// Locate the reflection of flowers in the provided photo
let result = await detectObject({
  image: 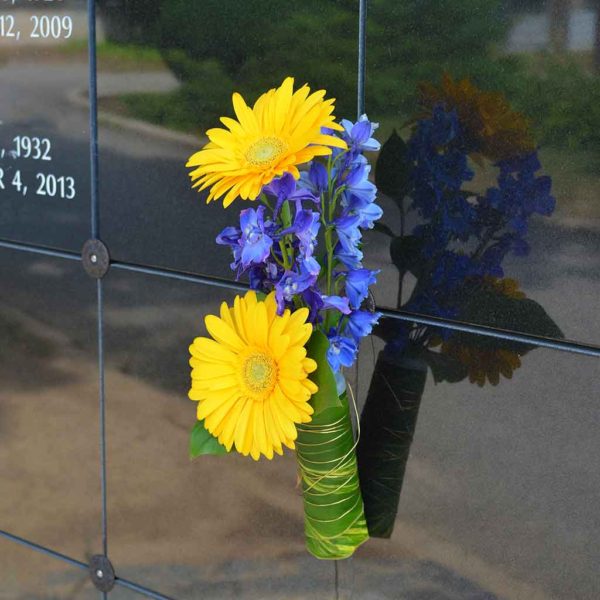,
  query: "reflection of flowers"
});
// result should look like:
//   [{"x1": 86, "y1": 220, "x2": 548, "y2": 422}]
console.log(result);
[
  {"x1": 186, "y1": 77, "x2": 347, "y2": 207},
  {"x1": 428, "y1": 276, "x2": 528, "y2": 386},
  {"x1": 189, "y1": 291, "x2": 317, "y2": 460},
  {"x1": 438, "y1": 341, "x2": 522, "y2": 387},
  {"x1": 358, "y1": 78, "x2": 563, "y2": 540},
  {"x1": 419, "y1": 73, "x2": 535, "y2": 161},
  {"x1": 484, "y1": 276, "x2": 525, "y2": 300},
  {"x1": 394, "y1": 88, "x2": 556, "y2": 334}
]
